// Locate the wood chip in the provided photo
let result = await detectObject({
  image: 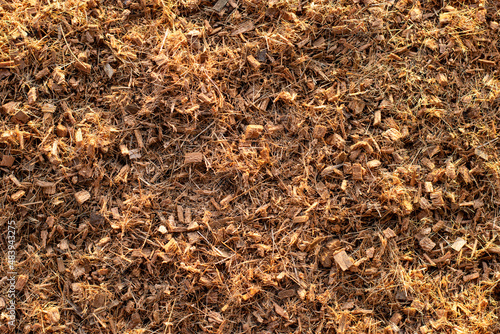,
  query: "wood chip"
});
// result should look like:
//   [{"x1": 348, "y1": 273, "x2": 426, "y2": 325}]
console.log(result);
[
  {"x1": 451, "y1": 238, "x2": 467, "y2": 252},
  {"x1": 383, "y1": 228, "x2": 397, "y2": 239},
  {"x1": 75, "y1": 60, "x2": 92, "y2": 74},
  {"x1": 383, "y1": 128, "x2": 403, "y2": 142},
  {"x1": 28, "y1": 87, "x2": 37, "y2": 105},
  {"x1": 184, "y1": 152, "x2": 204, "y2": 164},
  {"x1": 16, "y1": 275, "x2": 29, "y2": 291},
  {"x1": 104, "y1": 63, "x2": 115, "y2": 79},
  {"x1": 76, "y1": 130, "x2": 84, "y2": 147},
  {"x1": 419, "y1": 237, "x2": 436, "y2": 252},
  {"x1": 2, "y1": 101, "x2": 19, "y2": 115},
  {"x1": 231, "y1": 21, "x2": 255, "y2": 36},
  {"x1": 0, "y1": 155, "x2": 15, "y2": 167},
  {"x1": 274, "y1": 303, "x2": 289, "y2": 320},
  {"x1": 245, "y1": 125, "x2": 264, "y2": 139},
  {"x1": 246, "y1": 55, "x2": 261, "y2": 69},
  {"x1": 55, "y1": 124, "x2": 68, "y2": 137},
  {"x1": 10, "y1": 190, "x2": 25, "y2": 201},
  {"x1": 334, "y1": 250, "x2": 354, "y2": 271},
  {"x1": 312, "y1": 125, "x2": 327, "y2": 139},
  {"x1": 463, "y1": 272, "x2": 479, "y2": 282},
  {"x1": 74, "y1": 190, "x2": 91, "y2": 205},
  {"x1": 366, "y1": 160, "x2": 381, "y2": 169},
  {"x1": 352, "y1": 163, "x2": 364, "y2": 181},
  {"x1": 212, "y1": 0, "x2": 228, "y2": 12},
  {"x1": 14, "y1": 110, "x2": 29, "y2": 123},
  {"x1": 293, "y1": 215, "x2": 309, "y2": 223},
  {"x1": 42, "y1": 103, "x2": 57, "y2": 113}
]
